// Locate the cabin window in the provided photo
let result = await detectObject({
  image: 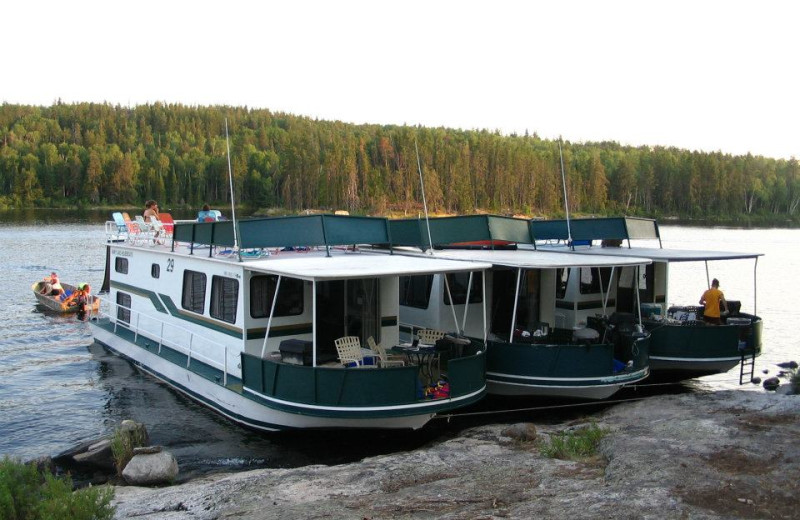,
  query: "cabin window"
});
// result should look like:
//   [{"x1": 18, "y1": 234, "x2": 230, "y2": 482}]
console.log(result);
[
  {"x1": 444, "y1": 272, "x2": 483, "y2": 305},
  {"x1": 114, "y1": 257, "x2": 128, "y2": 274},
  {"x1": 210, "y1": 276, "x2": 239, "y2": 324},
  {"x1": 181, "y1": 270, "x2": 207, "y2": 314},
  {"x1": 151, "y1": 264, "x2": 160, "y2": 278},
  {"x1": 399, "y1": 275, "x2": 433, "y2": 309},
  {"x1": 579, "y1": 267, "x2": 613, "y2": 295},
  {"x1": 116, "y1": 292, "x2": 131, "y2": 323},
  {"x1": 250, "y1": 275, "x2": 304, "y2": 318},
  {"x1": 556, "y1": 268, "x2": 569, "y2": 299}
]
